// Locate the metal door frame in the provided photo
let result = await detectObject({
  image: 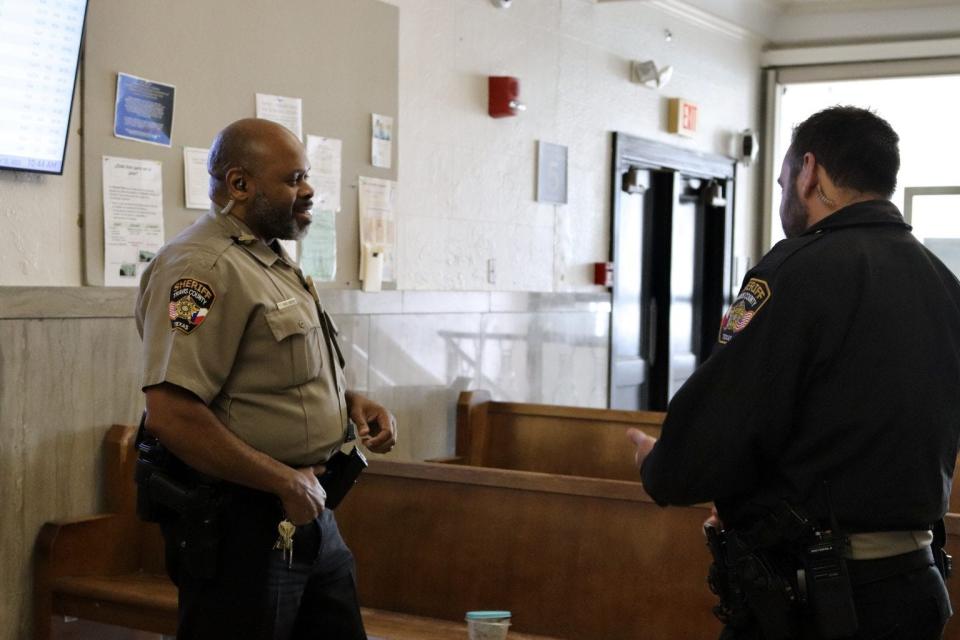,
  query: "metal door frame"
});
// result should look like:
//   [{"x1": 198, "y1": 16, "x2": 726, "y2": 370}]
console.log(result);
[{"x1": 608, "y1": 133, "x2": 737, "y2": 409}]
